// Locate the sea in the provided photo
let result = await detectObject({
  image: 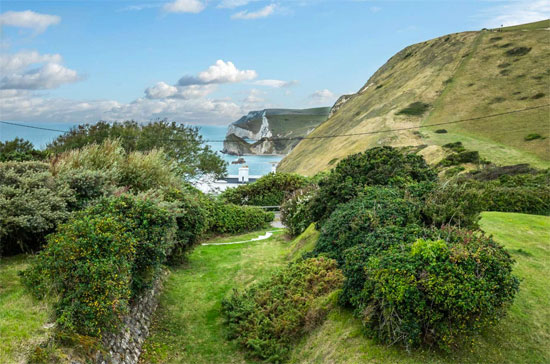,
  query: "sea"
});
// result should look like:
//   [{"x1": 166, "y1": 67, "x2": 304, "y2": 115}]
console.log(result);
[{"x1": 0, "y1": 121, "x2": 282, "y2": 176}]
